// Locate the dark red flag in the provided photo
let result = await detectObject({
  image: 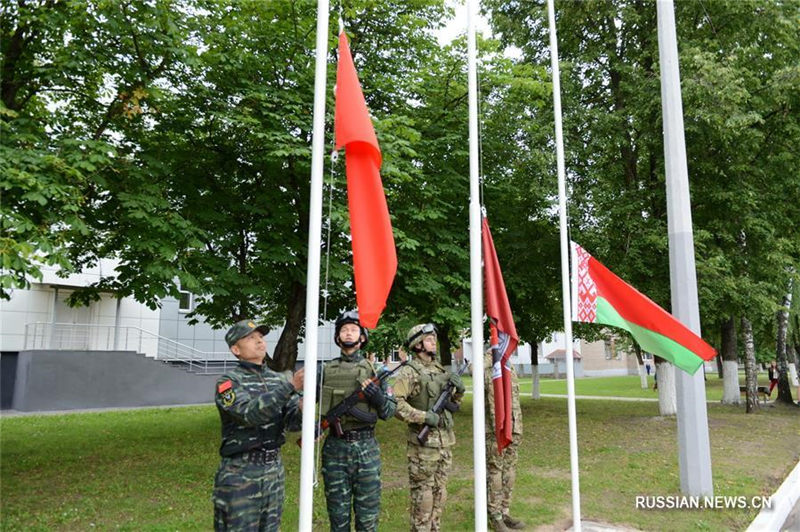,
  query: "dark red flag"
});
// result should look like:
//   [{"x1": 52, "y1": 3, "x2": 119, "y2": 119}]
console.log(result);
[
  {"x1": 482, "y1": 216, "x2": 519, "y2": 452},
  {"x1": 334, "y1": 32, "x2": 397, "y2": 329}
]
